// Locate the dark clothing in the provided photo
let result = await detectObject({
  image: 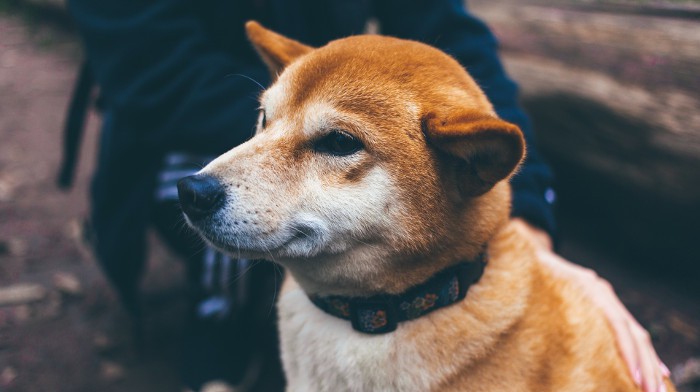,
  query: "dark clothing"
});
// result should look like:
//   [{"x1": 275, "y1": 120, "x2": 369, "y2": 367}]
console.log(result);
[{"x1": 66, "y1": 0, "x2": 555, "y2": 312}]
